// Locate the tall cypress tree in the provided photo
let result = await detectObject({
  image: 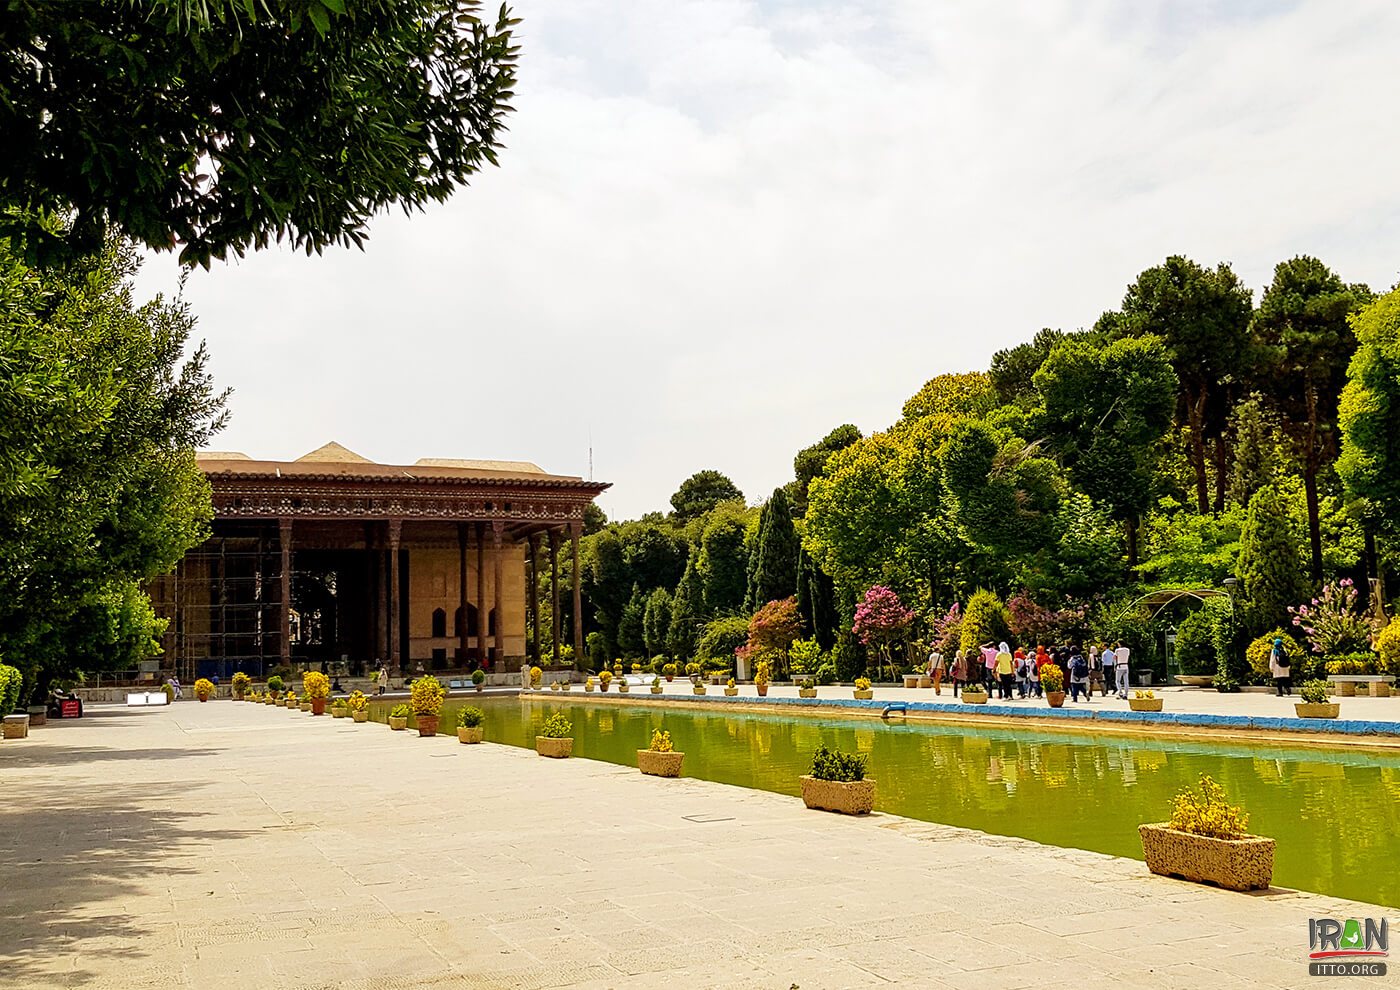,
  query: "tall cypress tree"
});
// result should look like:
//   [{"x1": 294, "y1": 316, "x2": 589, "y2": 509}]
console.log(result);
[
  {"x1": 616, "y1": 584, "x2": 647, "y2": 659},
  {"x1": 667, "y1": 549, "x2": 704, "y2": 659},
  {"x1": 700, "y1": 508, "x2": 748, "y2": 614},
  {"x1": 745, "y1": 487, "x2": 800, "y2": 611},
  {"x1": 796, "y1": 547, "x2": 840, "y2": 651},
  {"x1": 642, "y1": 587, "x2": 672, "y2": 658},
  {"x1": 1236, "y1": 485, "x2": 1309, "y2": 636}
]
